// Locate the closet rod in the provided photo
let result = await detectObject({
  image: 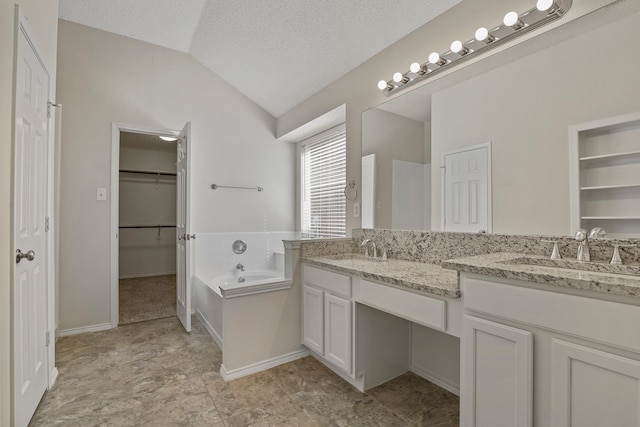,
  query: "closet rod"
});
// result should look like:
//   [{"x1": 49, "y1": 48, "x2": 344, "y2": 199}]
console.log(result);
[
  {"x1": 119, "y1": 225, "x2": 176, "y2": 229},
  {"x1": 119, "y1": 169, "x2": 177, "y2": 177}
]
